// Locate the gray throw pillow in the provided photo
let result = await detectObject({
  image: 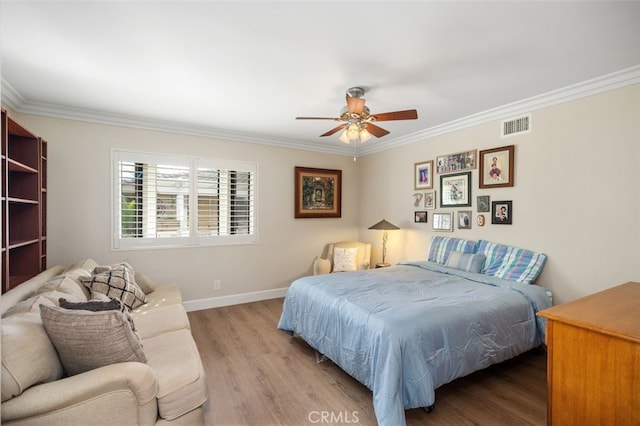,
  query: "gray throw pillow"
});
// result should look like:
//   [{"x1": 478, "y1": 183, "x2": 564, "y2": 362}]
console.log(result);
[
  {"x1": 59, "y1": 297, "x2": 122, "y2": 312},
  {"x1": 40, "y1": 305, "x2": 147, "y2": 376}
]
